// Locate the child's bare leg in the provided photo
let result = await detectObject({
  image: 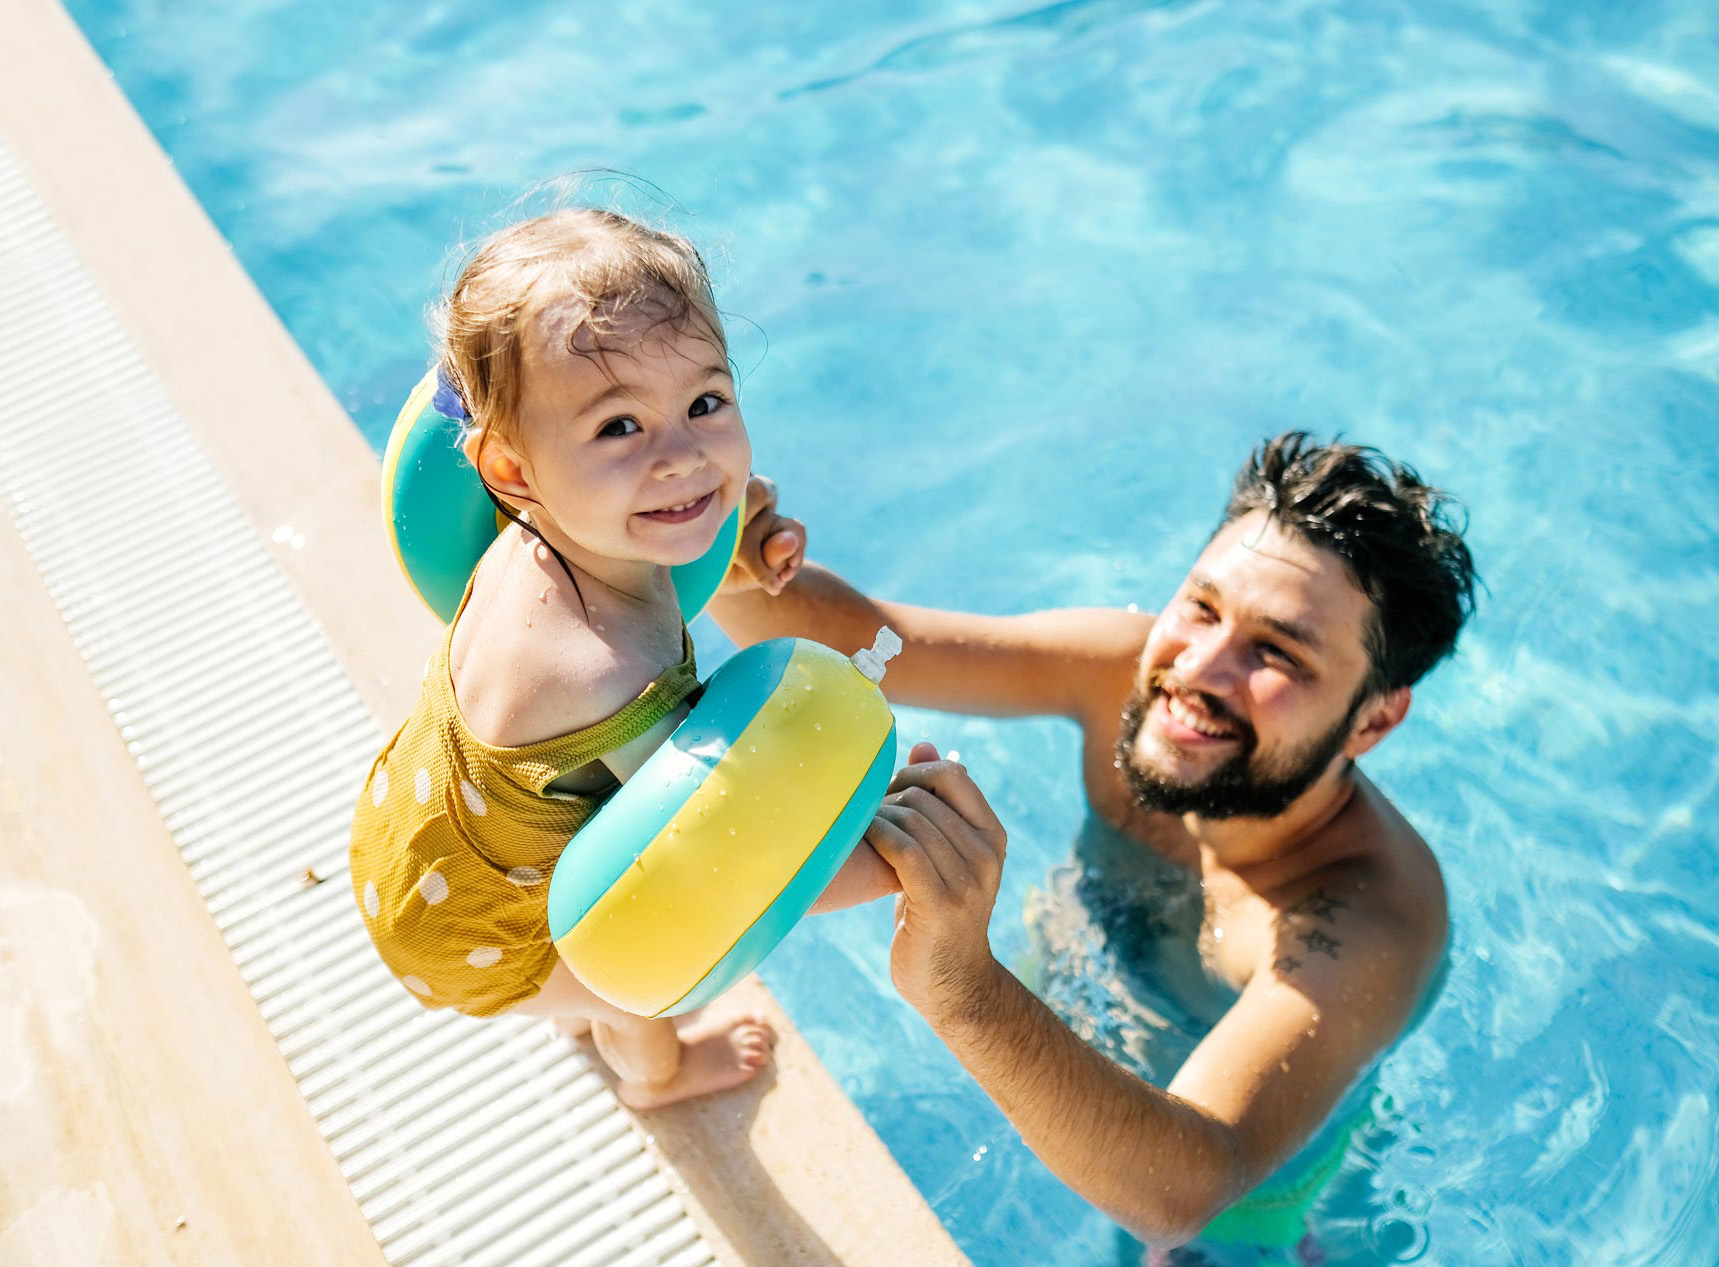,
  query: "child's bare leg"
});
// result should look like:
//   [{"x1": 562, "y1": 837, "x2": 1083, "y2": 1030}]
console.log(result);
[
  {"x1": 509, "y1": 961, "x2": 775, "y2": 1108},
  {"x1": 593, "y1": 1009, "x2": 775, "y2": 1110},
  {"x1": 589, "y1": 1012, "x2": 680, "y2": 1085}
]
